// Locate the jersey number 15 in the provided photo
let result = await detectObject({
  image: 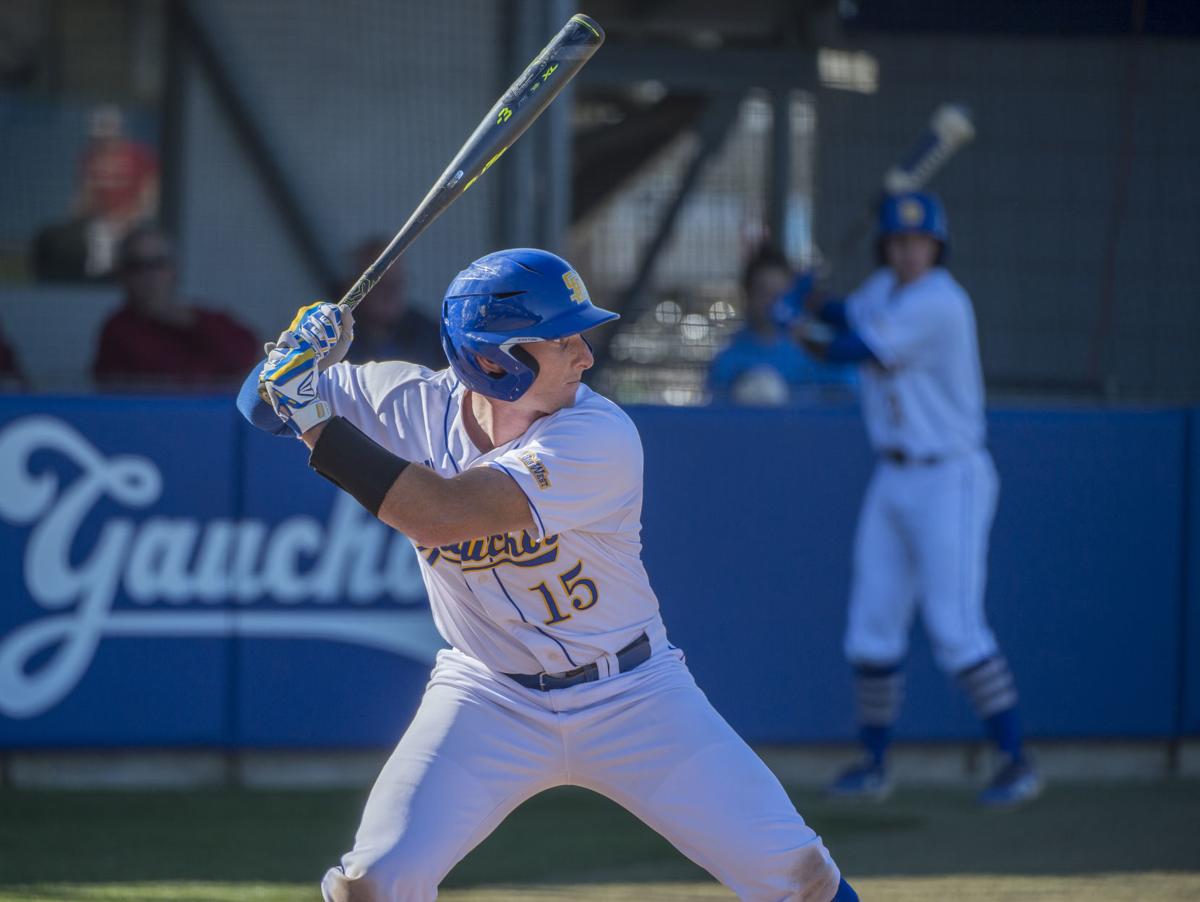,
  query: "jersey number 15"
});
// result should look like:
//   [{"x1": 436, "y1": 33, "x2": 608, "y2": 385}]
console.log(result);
[{"x1": 531, "y1": 561, "x2": 598, "y2": 625}]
